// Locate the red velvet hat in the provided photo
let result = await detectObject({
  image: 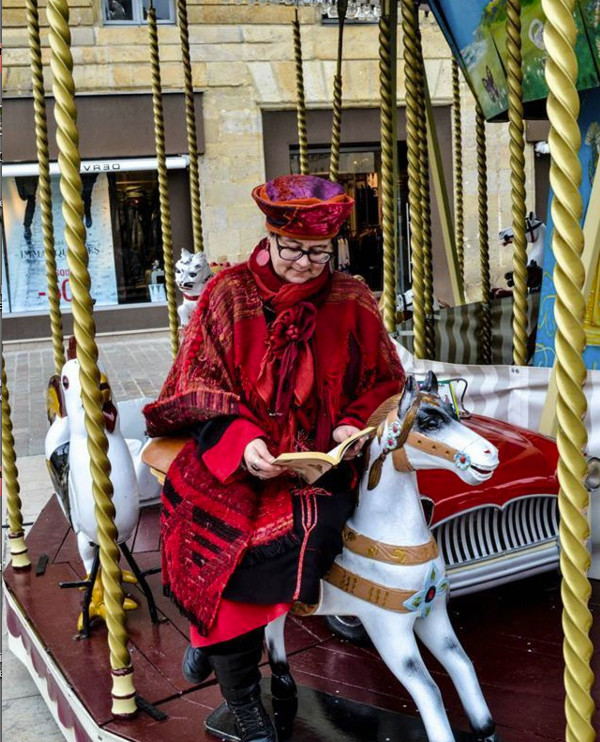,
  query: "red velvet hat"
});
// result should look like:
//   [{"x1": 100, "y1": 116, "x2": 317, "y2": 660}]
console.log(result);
[{"x1": 252, "y1": 174, "x2": 355, "y2": 240}]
